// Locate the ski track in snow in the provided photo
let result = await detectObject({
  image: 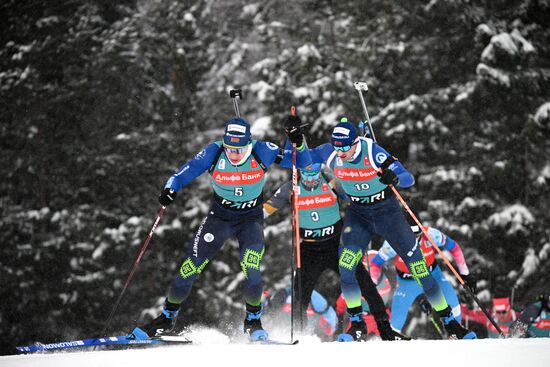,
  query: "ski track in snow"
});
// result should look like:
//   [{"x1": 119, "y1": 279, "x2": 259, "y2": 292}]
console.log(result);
[{"x1": 3, "y1": 337, "x2": 550, "y2": 367}]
